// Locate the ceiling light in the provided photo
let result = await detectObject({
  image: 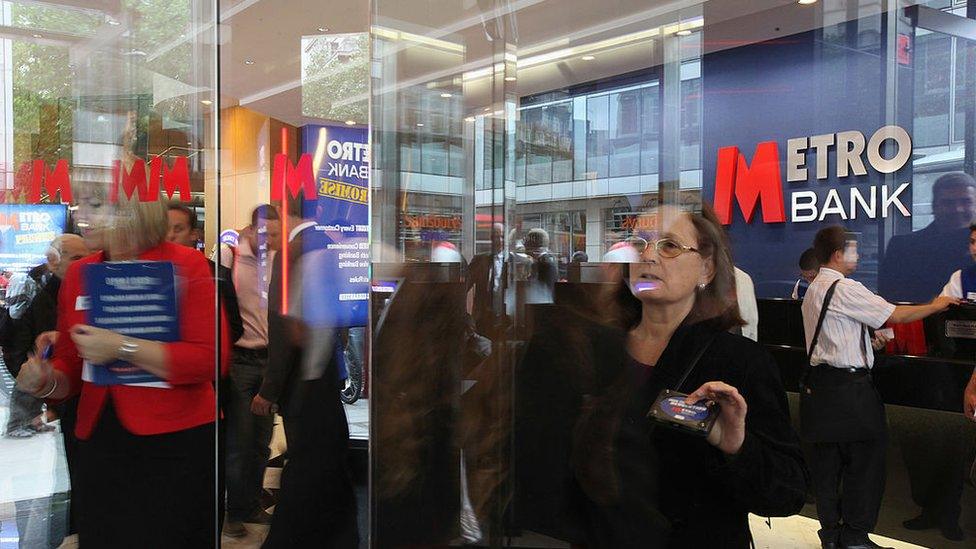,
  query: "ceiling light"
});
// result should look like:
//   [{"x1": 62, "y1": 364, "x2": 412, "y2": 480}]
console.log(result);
[
  {"x1": 31, "y1": 34, "x2": 41, "y2": 38},
  {"x1": 581, "y1": 55, "x2": 595, "y2": 61},
  {"x1": 345, "y1": 120, "x2": 356, "y2": 125},
  {"x1": 317, "y1": 26, "x2": 329, "y2": 32},
  {"x1": 440, "y1": 92, "x2": 453, "y2": 98},
  {"x1": 483, "y1": 107, "x2": 491, "y2": 112},
  {"x1": 244, "y1": 59, "x2": 255, "y2": 65},
  {"x1": 797, "y1": 0, "x2": 817, "y2": 4},
  {"x1": 504, "y1": 76, "x2": 517, "y2": 82},
  {"x1": 107, "y1": 19, "x2": 120, "y2": 26},
  {"x1": 676, "y1": 29, "x2": 692, "y2": 36},
  {"x1": 187, "y1": 141, "x2": 193, "y2": 145},
  {"x1": 465, "y1": 117, "x2": 476, "y2": 122},
  {"x1": 416, "y1": 123, "x2": 424, "y2": 127},
  {"x1": 200, "y1": 99, "x2": 212, "y2": 106}
]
